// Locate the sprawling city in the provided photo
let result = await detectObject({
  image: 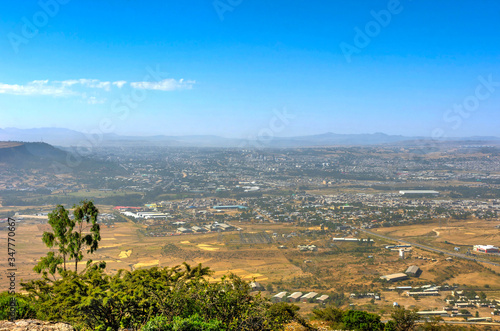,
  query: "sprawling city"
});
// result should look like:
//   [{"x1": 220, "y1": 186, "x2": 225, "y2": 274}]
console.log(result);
[
  {"x1": 1, "y1": 140, "x2": 500, "y2": 329},
  {"x1": 2, "y1": 0, "x2": 500, "y2": 330}
]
